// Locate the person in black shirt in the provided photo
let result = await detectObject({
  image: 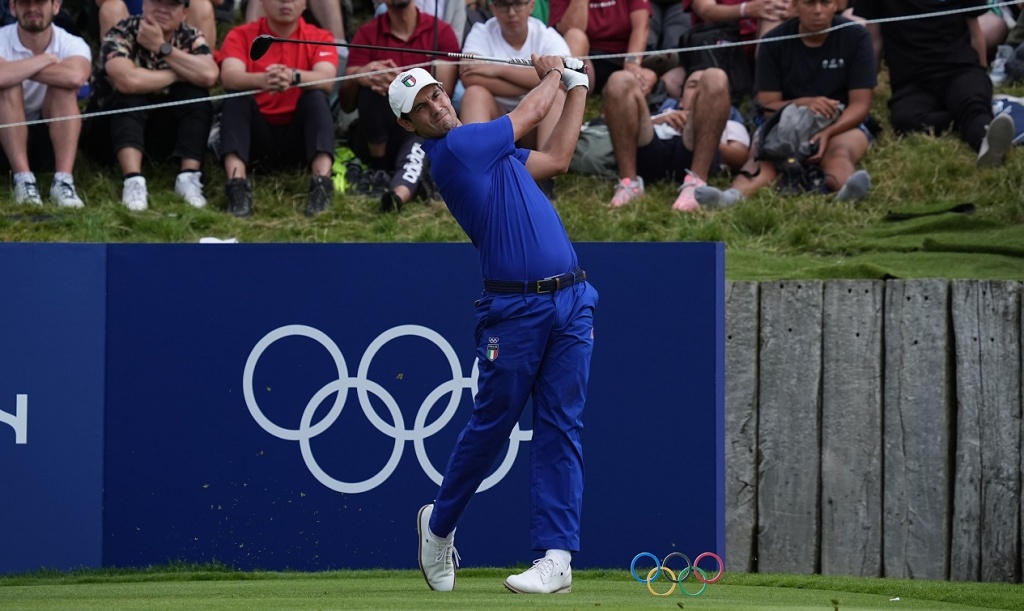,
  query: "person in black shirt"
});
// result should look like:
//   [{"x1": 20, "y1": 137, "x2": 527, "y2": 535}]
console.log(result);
[
  {"x1": 854, "y1": 0, "x2": 1014, "y2": 167},
  {"x1": 697, "y1": 0, "x2": 877, "y2": 206}
]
